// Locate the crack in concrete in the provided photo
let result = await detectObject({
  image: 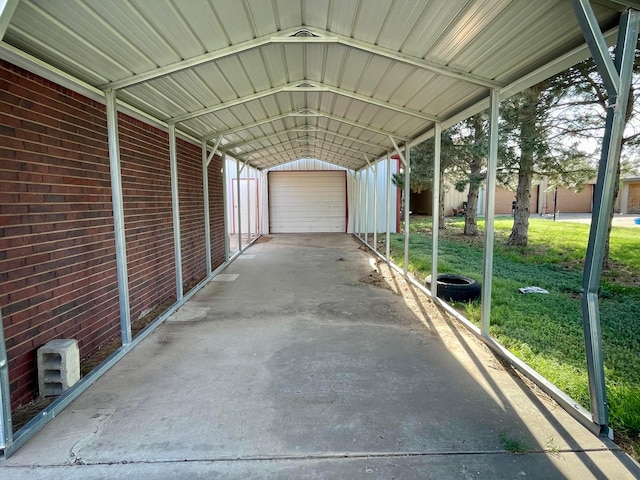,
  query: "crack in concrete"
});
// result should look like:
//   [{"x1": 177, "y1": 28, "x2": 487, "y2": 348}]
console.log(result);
[{"x1": 67, "y1": 409, "x2": 117, "y2": 465}]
